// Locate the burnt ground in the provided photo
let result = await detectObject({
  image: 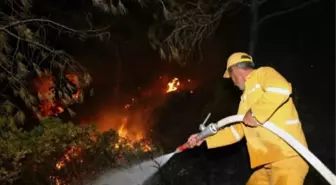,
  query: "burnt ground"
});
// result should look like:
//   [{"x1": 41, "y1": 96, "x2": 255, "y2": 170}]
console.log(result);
[{"x1": 151, "y1": 141, "x2": 251, "y2": 185}]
